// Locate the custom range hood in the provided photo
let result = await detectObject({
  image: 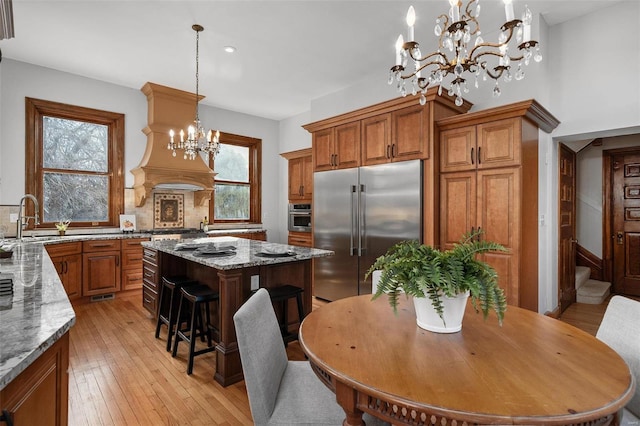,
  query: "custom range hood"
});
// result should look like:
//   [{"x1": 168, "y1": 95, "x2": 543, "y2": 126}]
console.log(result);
[{"x1": 131, "y1": 82, "x2": 215, "y2": 207}]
